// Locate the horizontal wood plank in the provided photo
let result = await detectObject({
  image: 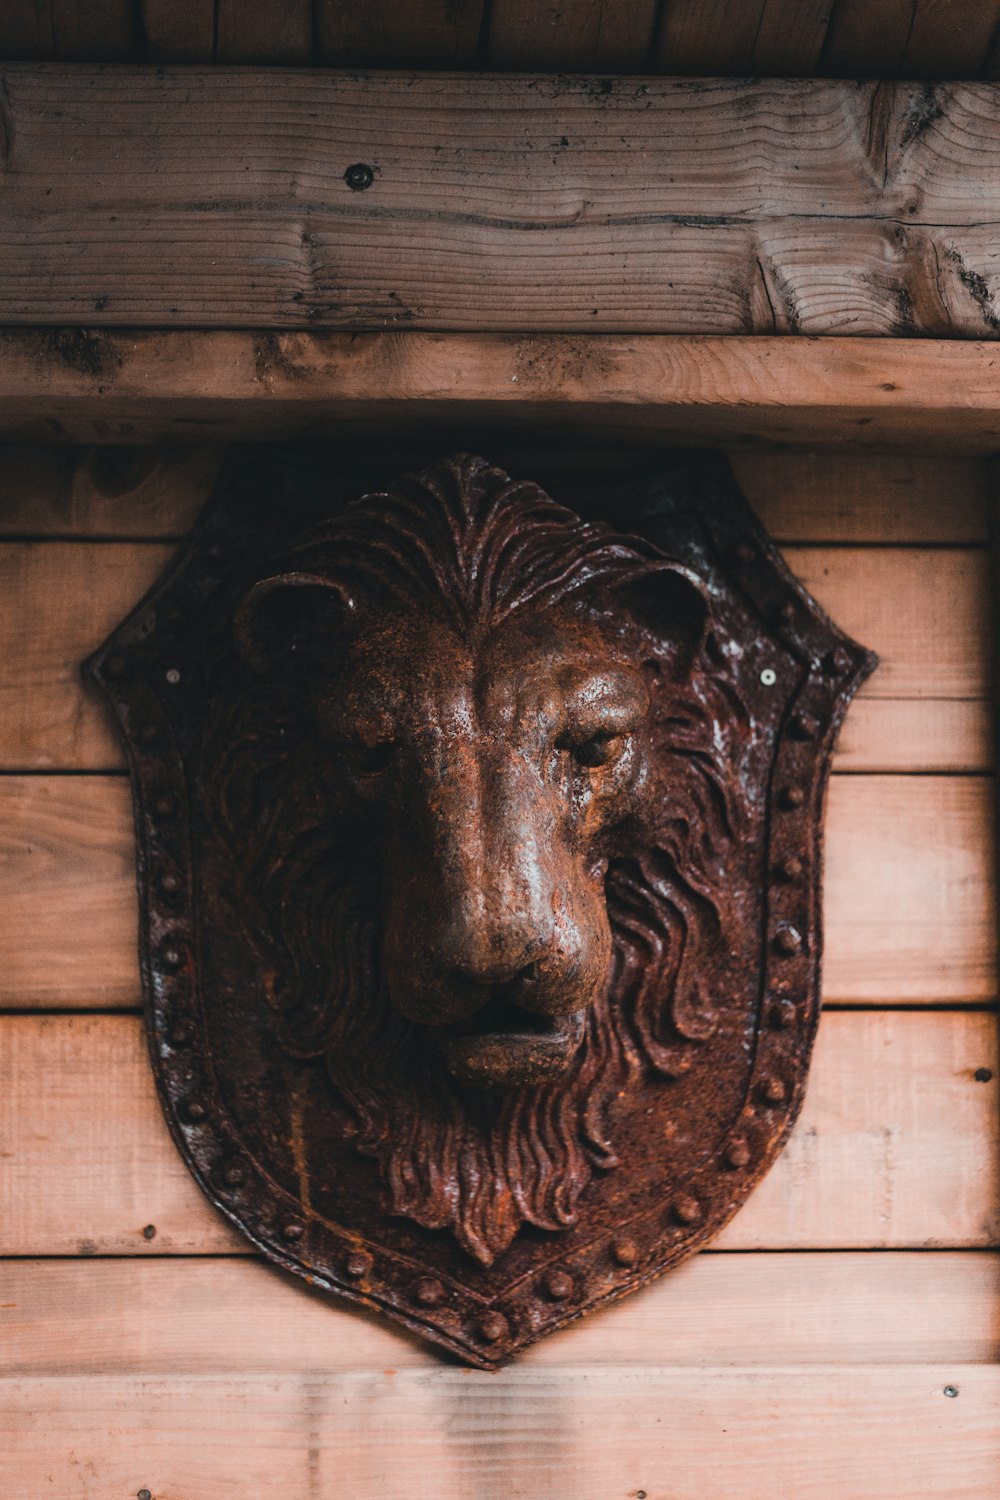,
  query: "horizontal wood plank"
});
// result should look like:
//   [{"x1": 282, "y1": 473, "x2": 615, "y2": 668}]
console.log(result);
[
  {"x1": 0, "y1": 777, "x2": 139, "y2": 1007},
  {"x1": 727, "y1": 450, "x2": 991, "y2": 544},
  {"x1": 6, "y1": 332, "x2": 1000, "y2": 453},
  {"x1": 824, "y1": 775, "x2": 995, "y2": 1002},
  {"x1": 0, "y1": 538, "x2": 988, "y2": 771},
  {"x1": 0, "y1": 446, "x2": 987, "y2": 543},
  {"x1": 0, "y1": 542, "x2": 174, "y2": 768},
  {"x1": 2, "y1": 1366, "x2": 997, "y2": 1499},
  {"x1": 0, "y1": 1011, "x2": 995, "y2": 1256},
  {"x1": 0, "y1": 773, "x2": 992, "y2": 1007},
  {"x1": 4, "y1": 1252, "x2": 998, "y2": 1372},
  {"x1": 5, "y1": 70, "x2": 1000, "y2": 335}
]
